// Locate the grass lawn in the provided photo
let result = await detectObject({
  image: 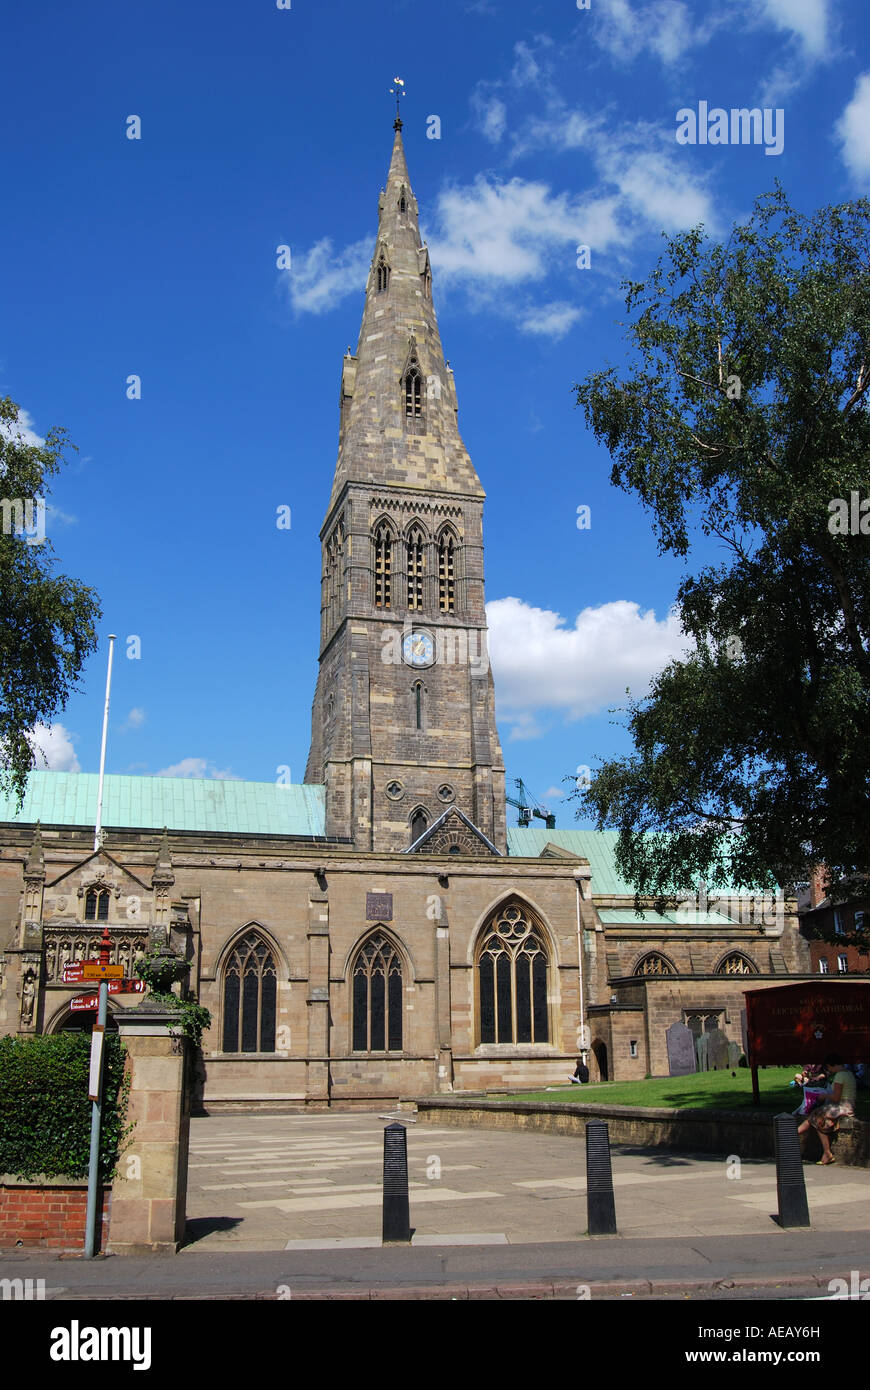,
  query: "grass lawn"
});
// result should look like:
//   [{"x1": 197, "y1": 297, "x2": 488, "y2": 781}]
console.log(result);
[{"x1": 495, "y1": 1066, "x2": 870, "y2": 1117}]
